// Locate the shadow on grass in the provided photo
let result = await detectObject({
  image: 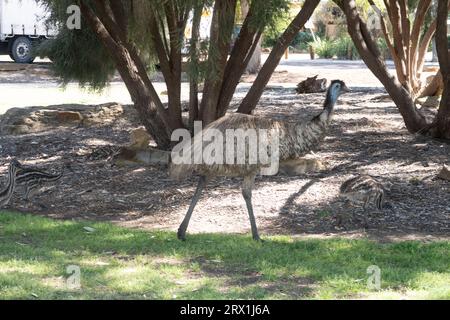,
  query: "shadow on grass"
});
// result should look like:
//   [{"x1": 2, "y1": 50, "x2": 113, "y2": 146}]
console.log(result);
[{"x1": 0, "y1": 212, "x2": 449, "y2": 299}]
